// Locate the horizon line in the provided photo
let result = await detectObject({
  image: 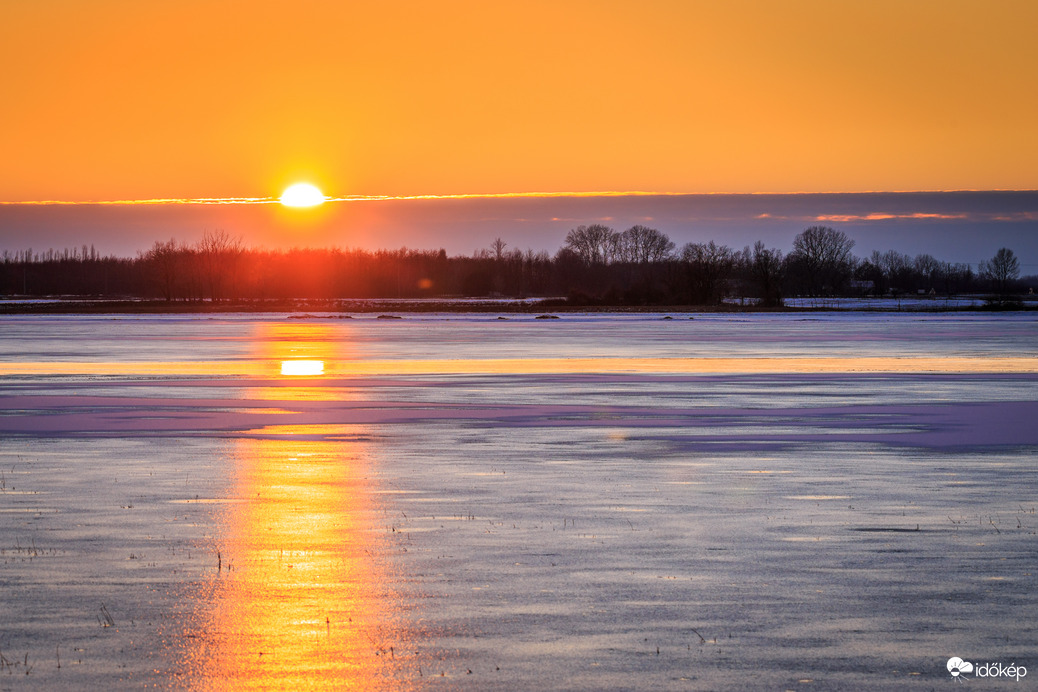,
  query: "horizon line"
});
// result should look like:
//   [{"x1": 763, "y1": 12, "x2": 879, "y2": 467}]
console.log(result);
[{"x1": 2, "y1": 188, "x2": 1037, "y2": 206}]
